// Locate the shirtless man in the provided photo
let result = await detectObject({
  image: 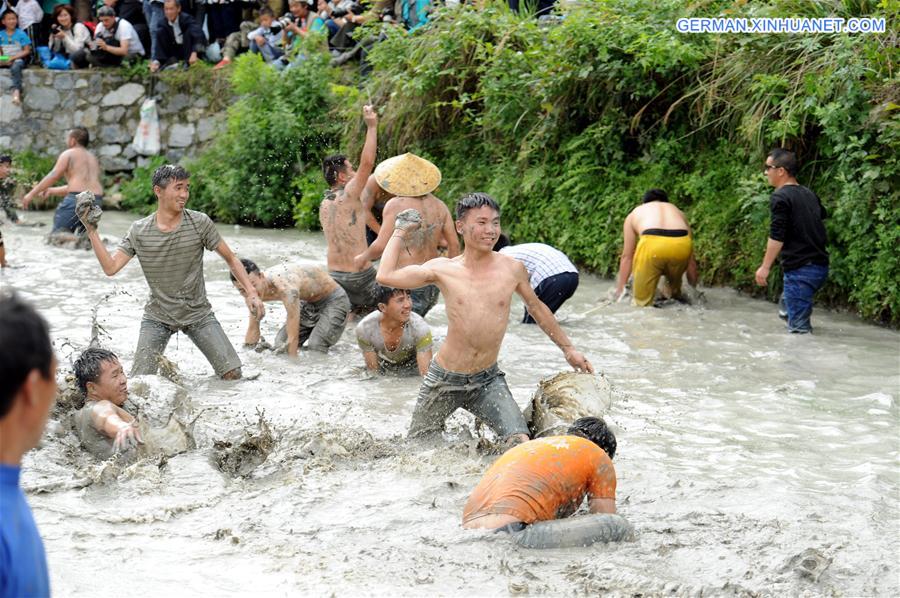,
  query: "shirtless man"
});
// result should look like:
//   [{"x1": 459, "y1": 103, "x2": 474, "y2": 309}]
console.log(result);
[
  {"x1": 376, "y1": 192, "x2": 593, "y2": 445},
  {"x1": 319, "y1": 105, "x2": 380, "y2": 314},
  {"x1": 72, "y1": 347, "x2": 142, "y2": 459},
  {"x1": 356, "y1": 153, "x2": 460, "y2": 317},
  {"x1": 612, "y1": 188, "x2": 699, "y2": 306},
  {"x1": 231, "y1": 259, "x2": 350, "y2": 356},
  {"x1": 22, "y1": 127, "x2": 104, "y2": 237}
]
